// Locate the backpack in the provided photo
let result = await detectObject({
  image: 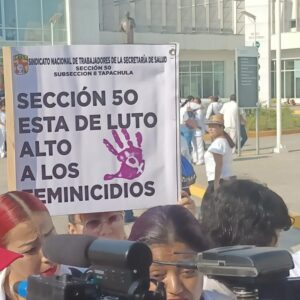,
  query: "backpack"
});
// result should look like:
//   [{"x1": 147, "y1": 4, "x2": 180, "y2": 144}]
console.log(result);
[
  {"x1": 181, "y1": 155, "x2": 196, "y2": 188},
  {"x1": 185, "y1": 110, "x2": 198, "y2": 129}
]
